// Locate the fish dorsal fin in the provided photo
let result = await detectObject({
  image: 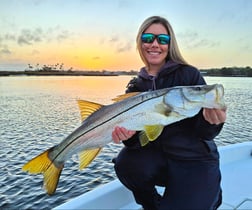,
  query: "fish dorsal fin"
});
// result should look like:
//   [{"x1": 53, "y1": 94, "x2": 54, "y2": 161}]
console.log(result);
[
  {"x1": 112, "y1": 92, "x2": 140, "y2": 102},
  {"x1": 79, "y1": 148, "x2": 102, "y2": 170},
  {"x1": 139, "y1": 125, "x2": 164, "y2": 147},
  {"x1": 77, "y1": 100, "x2": 103, "y2": 121}
]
